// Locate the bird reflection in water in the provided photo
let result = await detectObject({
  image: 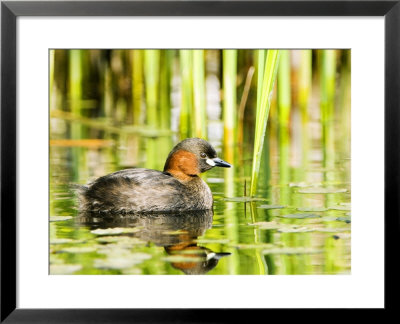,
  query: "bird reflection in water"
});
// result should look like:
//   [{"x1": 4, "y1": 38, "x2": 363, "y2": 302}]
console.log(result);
[{"x1": 77, "y1": 209, "x2": 230, "y2": 275}]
